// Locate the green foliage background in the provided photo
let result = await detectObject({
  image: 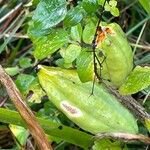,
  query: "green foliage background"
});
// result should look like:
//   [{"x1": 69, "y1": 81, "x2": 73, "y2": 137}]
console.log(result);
[{"x1": 0, "y1": 0, "x2": 150, "y2": 149}]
